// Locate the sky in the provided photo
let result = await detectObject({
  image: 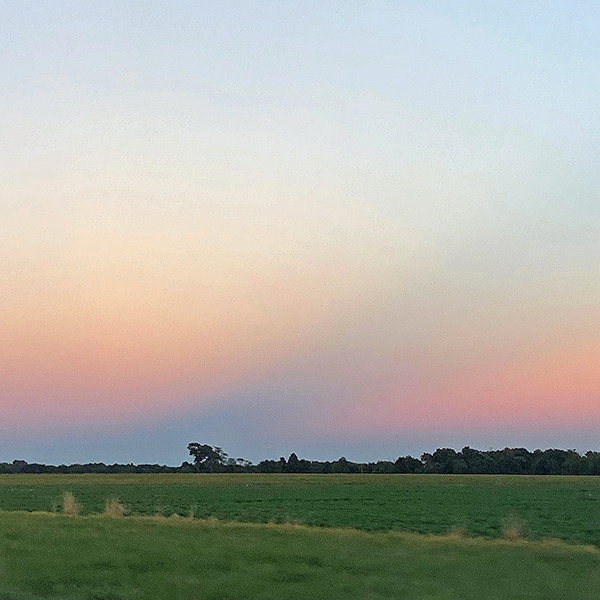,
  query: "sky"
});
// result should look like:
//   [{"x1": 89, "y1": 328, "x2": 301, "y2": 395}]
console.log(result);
[{"x1": 1, "y1": 1, "x2": 599, "y2": 465}]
